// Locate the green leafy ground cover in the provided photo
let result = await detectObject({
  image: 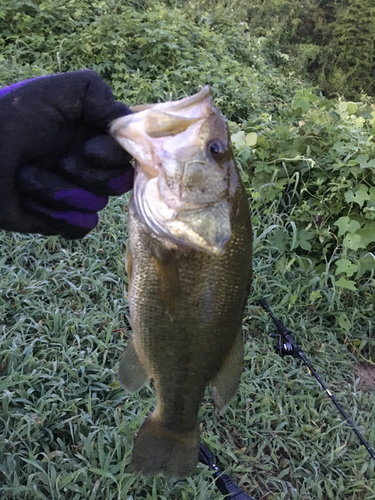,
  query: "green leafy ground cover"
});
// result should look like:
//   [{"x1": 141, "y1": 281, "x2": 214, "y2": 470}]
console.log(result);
[{"x1": 1, "y1": 1, "x2": 375, "y2": 499}]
